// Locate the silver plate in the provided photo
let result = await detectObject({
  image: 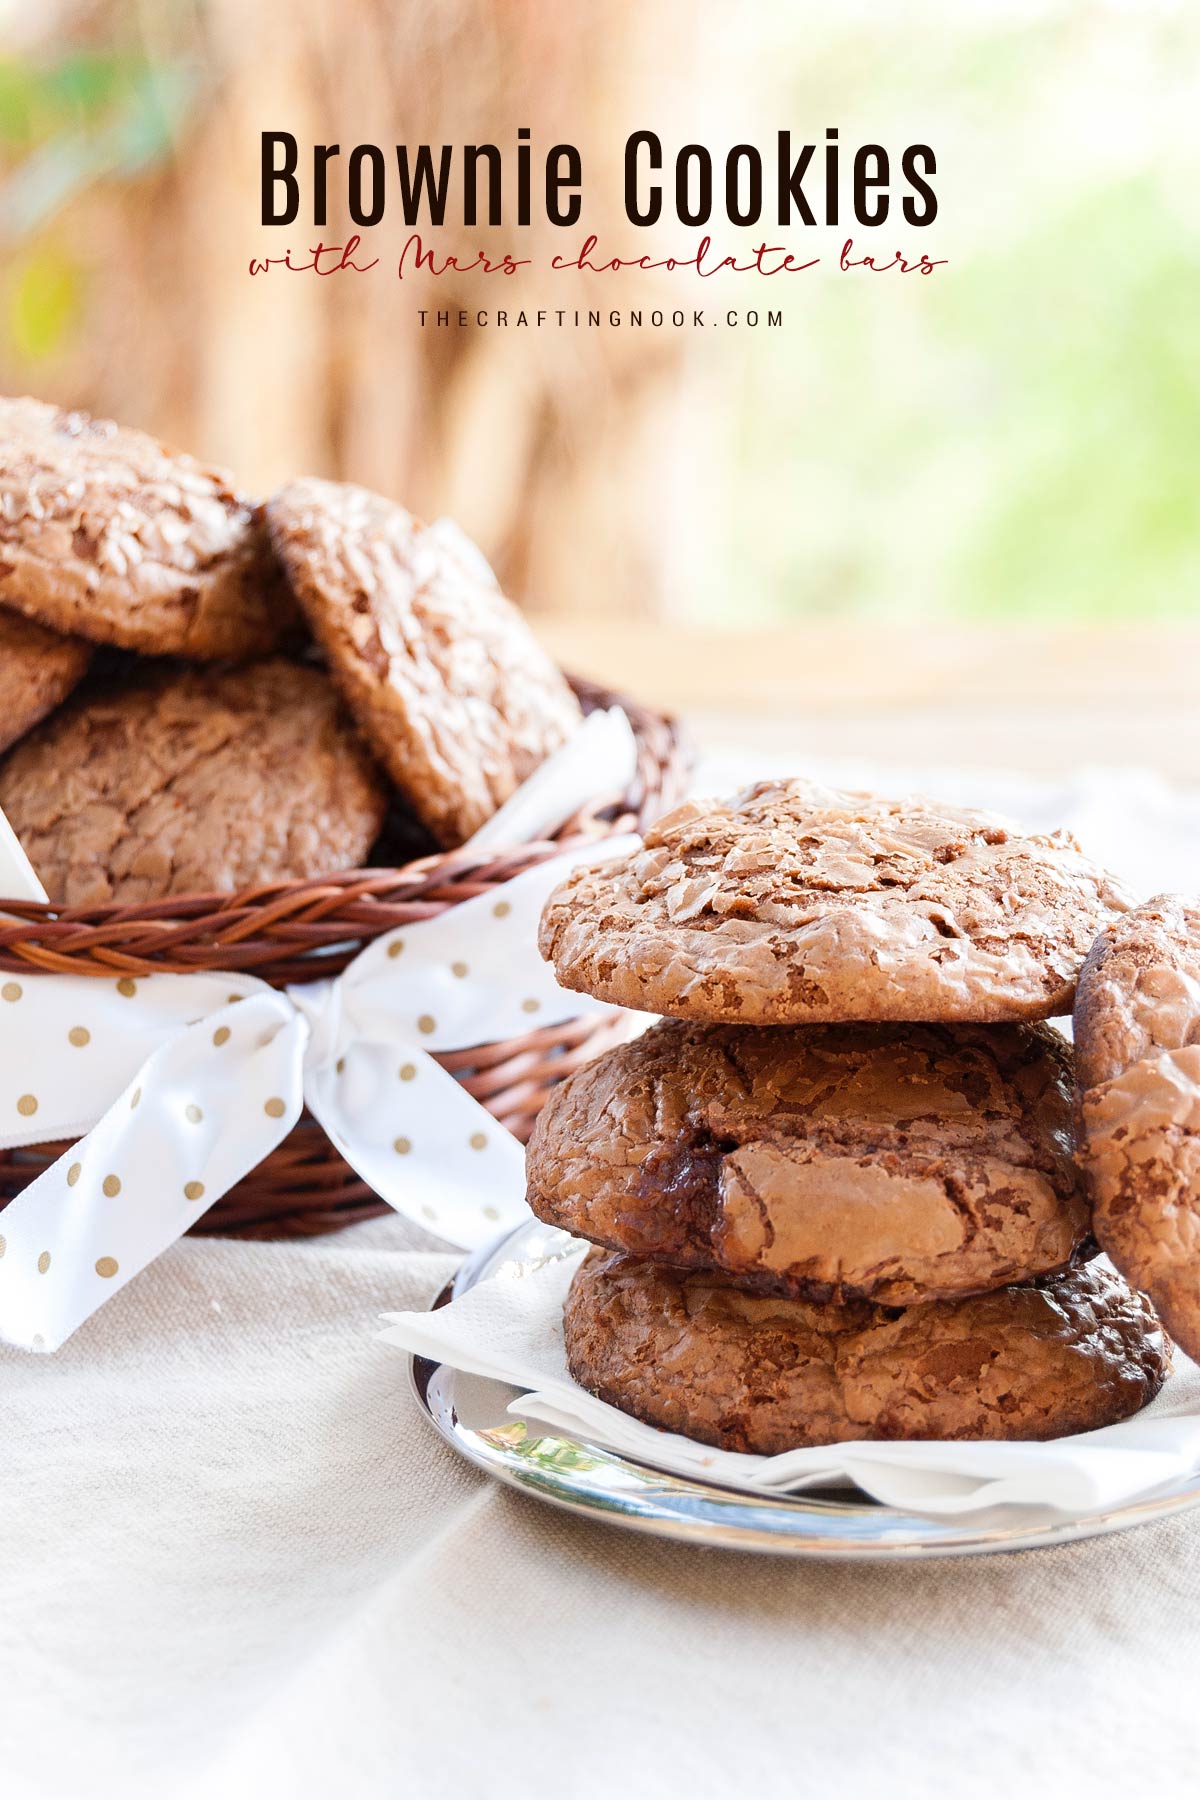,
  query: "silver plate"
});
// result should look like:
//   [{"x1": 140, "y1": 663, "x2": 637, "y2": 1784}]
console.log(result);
[{"x1": 411, "y1": 1220, "x2": 1200, "y2": 1559}]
